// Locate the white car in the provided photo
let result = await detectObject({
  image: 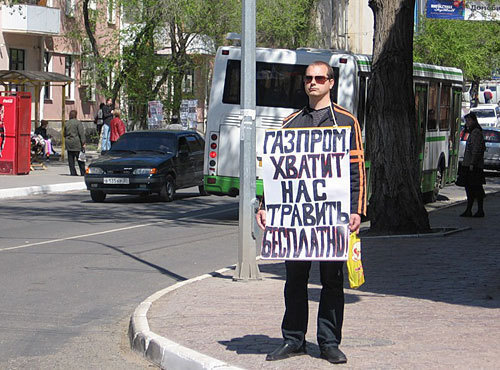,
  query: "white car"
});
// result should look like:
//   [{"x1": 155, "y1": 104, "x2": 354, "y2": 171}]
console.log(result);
[{"x1": 470, "y1": 104, "x2": 500, "y2": 128}]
